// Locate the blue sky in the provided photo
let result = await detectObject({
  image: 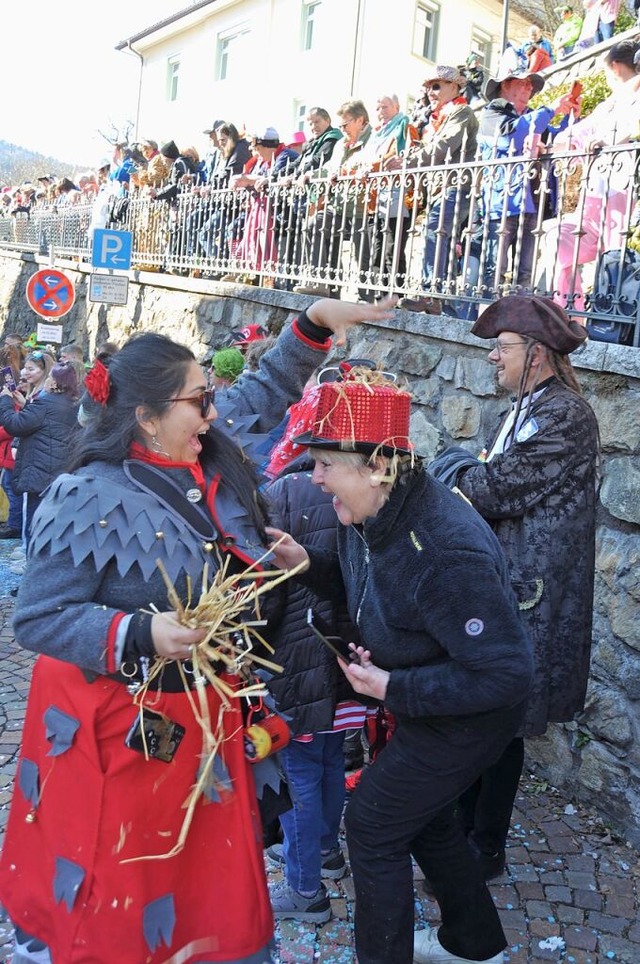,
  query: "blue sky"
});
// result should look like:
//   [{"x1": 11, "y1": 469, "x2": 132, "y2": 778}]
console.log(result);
[{"x1": 3, "y1": 1, "x2": 181, "y2": 166}]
